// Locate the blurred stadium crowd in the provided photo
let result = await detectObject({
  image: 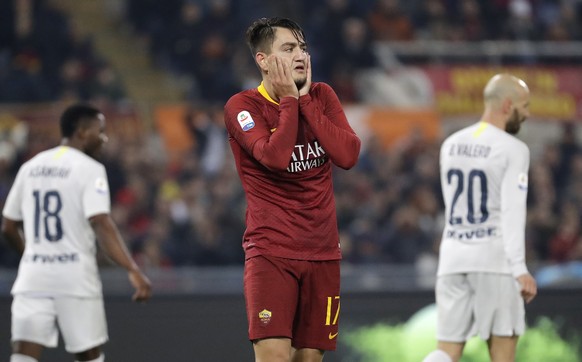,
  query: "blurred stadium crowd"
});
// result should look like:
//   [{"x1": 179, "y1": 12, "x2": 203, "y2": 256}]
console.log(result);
[
  {"x1": 2, "y1": 0, "x2": 582, "y2": 104},
  {"x1": 1, "y1": 0, "x2": 582, "y2": 274}
]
